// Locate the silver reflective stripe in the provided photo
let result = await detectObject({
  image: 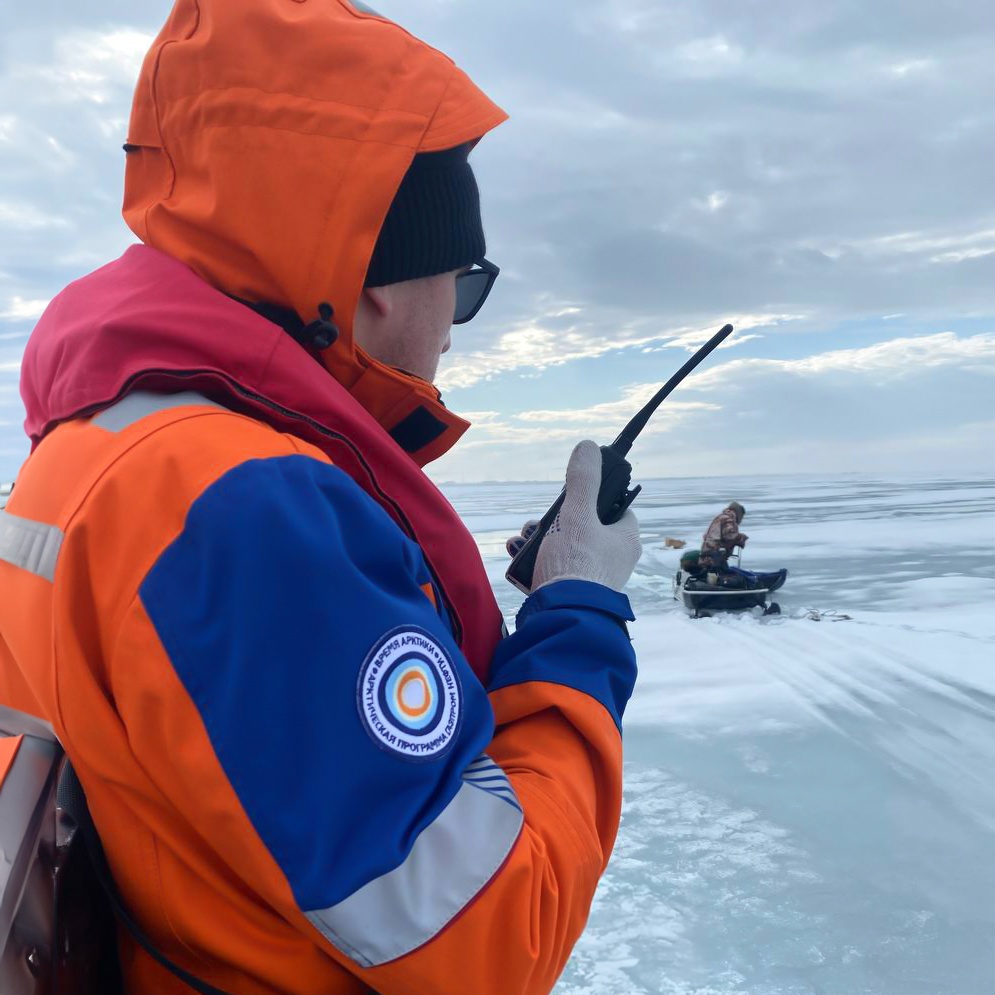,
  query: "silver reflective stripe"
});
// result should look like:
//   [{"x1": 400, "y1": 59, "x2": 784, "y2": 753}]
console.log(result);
[
  {"x1": 91, "y1": 391, "x2": 226, "y2": 432},
  {"x1": 0, "y1": 511, "x2": 63, "y2": 582},
  {"x1": 308, "y1": 763, "x2": 524, "y2": 967}
]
